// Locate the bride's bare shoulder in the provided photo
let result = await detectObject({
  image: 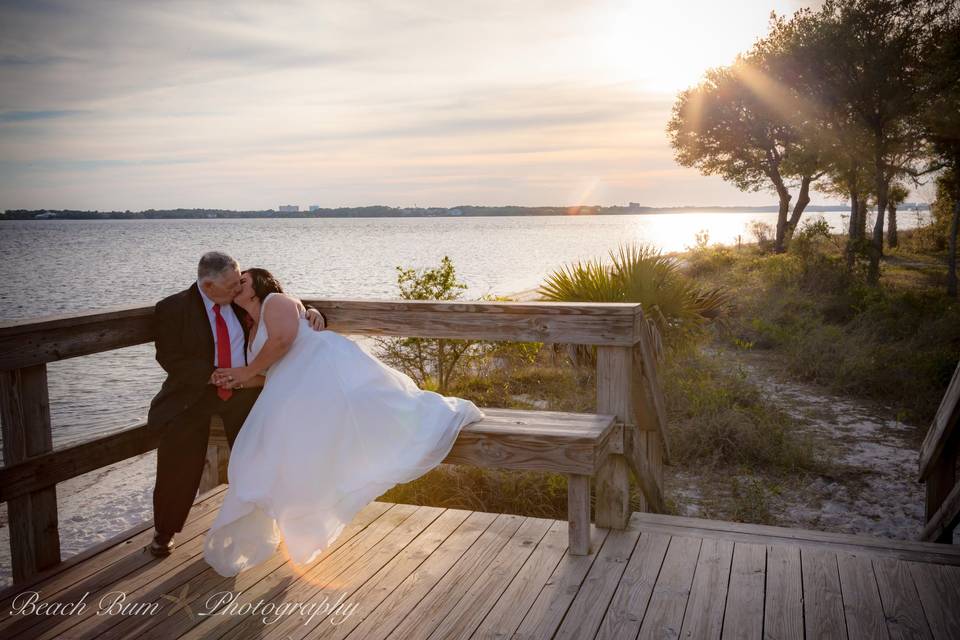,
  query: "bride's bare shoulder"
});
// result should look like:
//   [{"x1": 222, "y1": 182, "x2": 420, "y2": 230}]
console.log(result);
[{"x1": 263, "y1": 292, "x2": 301, "y2": 315}]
